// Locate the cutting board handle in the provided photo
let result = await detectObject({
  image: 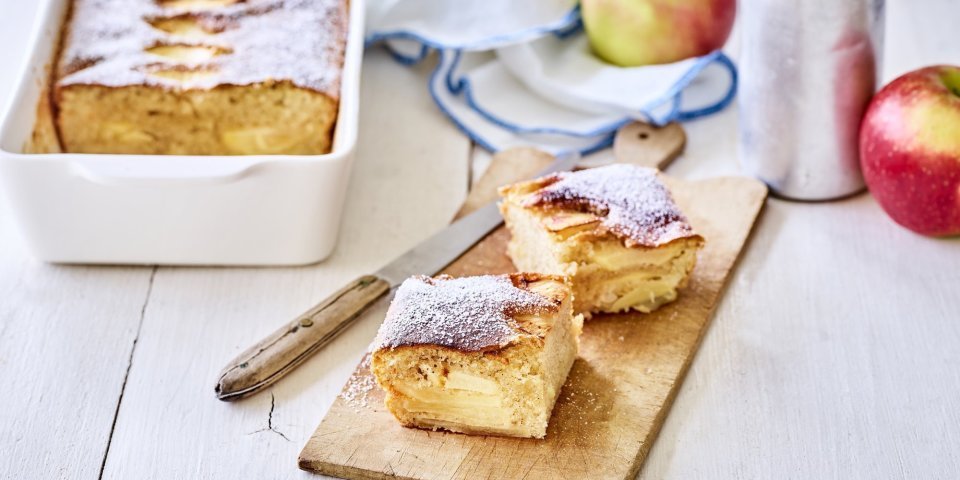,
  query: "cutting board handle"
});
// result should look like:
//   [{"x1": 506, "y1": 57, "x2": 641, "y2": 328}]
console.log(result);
[
  {"x1": 613, "y1": 121, "x2": 686, "y2": 170},
  {"x1": 457, "y1": 121, "x2": 686, "y2": 219}
]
